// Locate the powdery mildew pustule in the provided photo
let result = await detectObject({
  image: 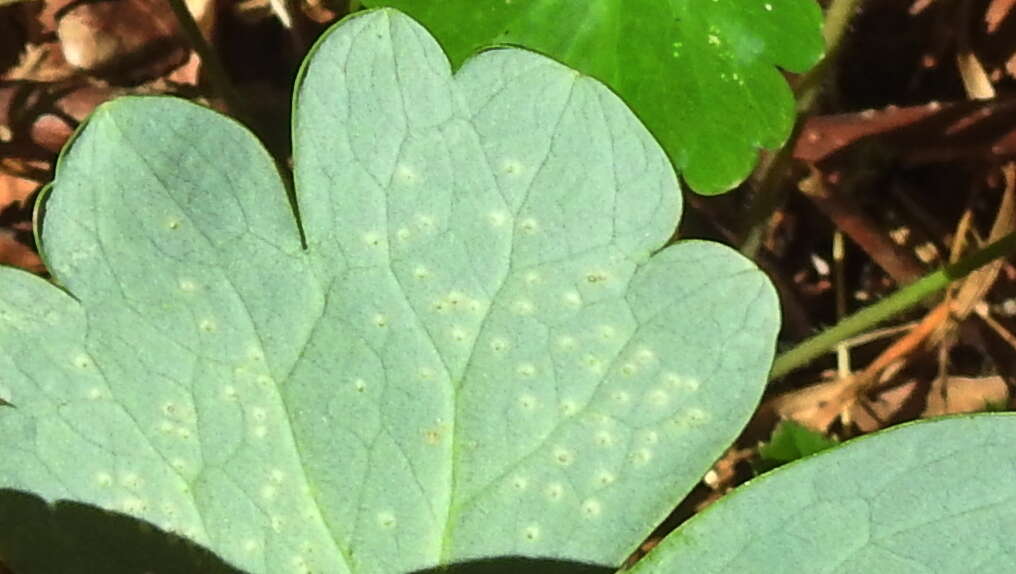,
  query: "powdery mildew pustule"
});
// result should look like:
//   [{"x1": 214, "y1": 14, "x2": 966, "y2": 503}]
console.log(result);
[{"x1": 545, "y1": 483, "x2": 564, "y2": 501}]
